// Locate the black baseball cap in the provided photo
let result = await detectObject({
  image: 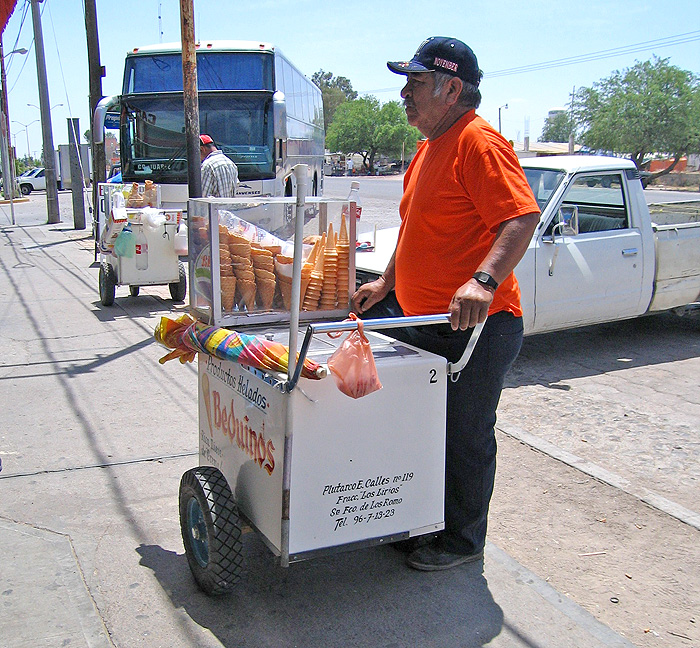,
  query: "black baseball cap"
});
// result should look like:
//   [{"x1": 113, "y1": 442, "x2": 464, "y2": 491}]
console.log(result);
[{"x1": 387, "y1": 37, "x2": 482, "y2": 87}]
